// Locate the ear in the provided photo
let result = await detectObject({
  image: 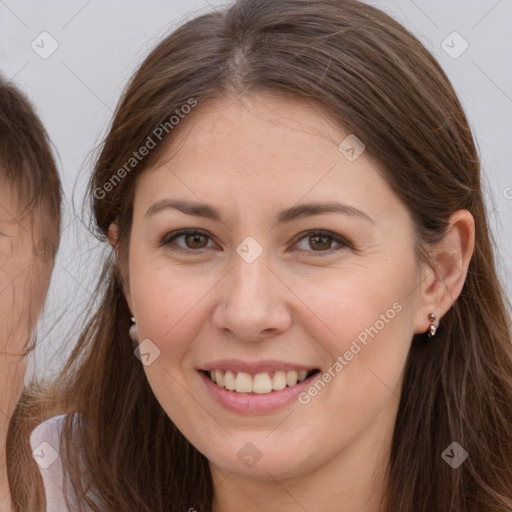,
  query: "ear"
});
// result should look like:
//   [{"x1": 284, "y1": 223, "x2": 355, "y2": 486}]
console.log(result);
[
  {"x1": 414, "y1": 210, "x2": 475, "y2": 334},
  {"x1": 107, "y1": 222, "x2": 119, "y2": 248},
  {"x1": 107, "y1": 222, "x2": 133, "y2": 313}
]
